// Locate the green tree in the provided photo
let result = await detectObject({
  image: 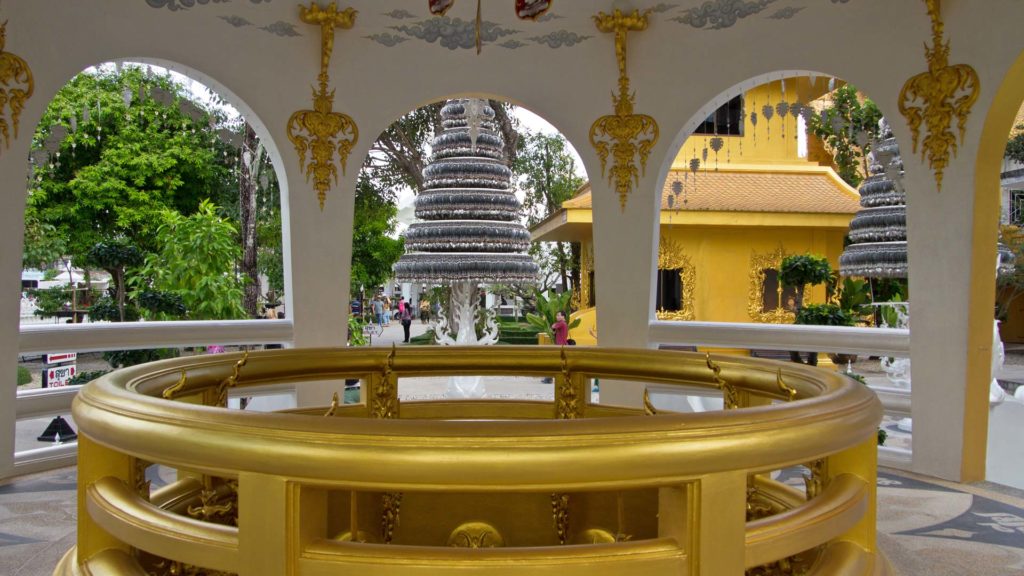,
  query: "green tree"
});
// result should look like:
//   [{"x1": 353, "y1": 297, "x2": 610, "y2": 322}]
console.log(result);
[
  {"x1": 1006, "y1": 125, "x2": 1024, "y2": 164},
  {"x1": 25, "y1": 65, "x2": 233, "y2": 279},
  {"x1": 350, "y1": 175, "x2": 404, "y2": 294},
  {"x1": 136, "y1": 200, "x2": 245, "y2": 320},
  {"x1": 805, "y1": 84, "x2": 883, "y2": 188},
  {"x1": 516, "y1": 131, "x2": 585, "y2": 300}
]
